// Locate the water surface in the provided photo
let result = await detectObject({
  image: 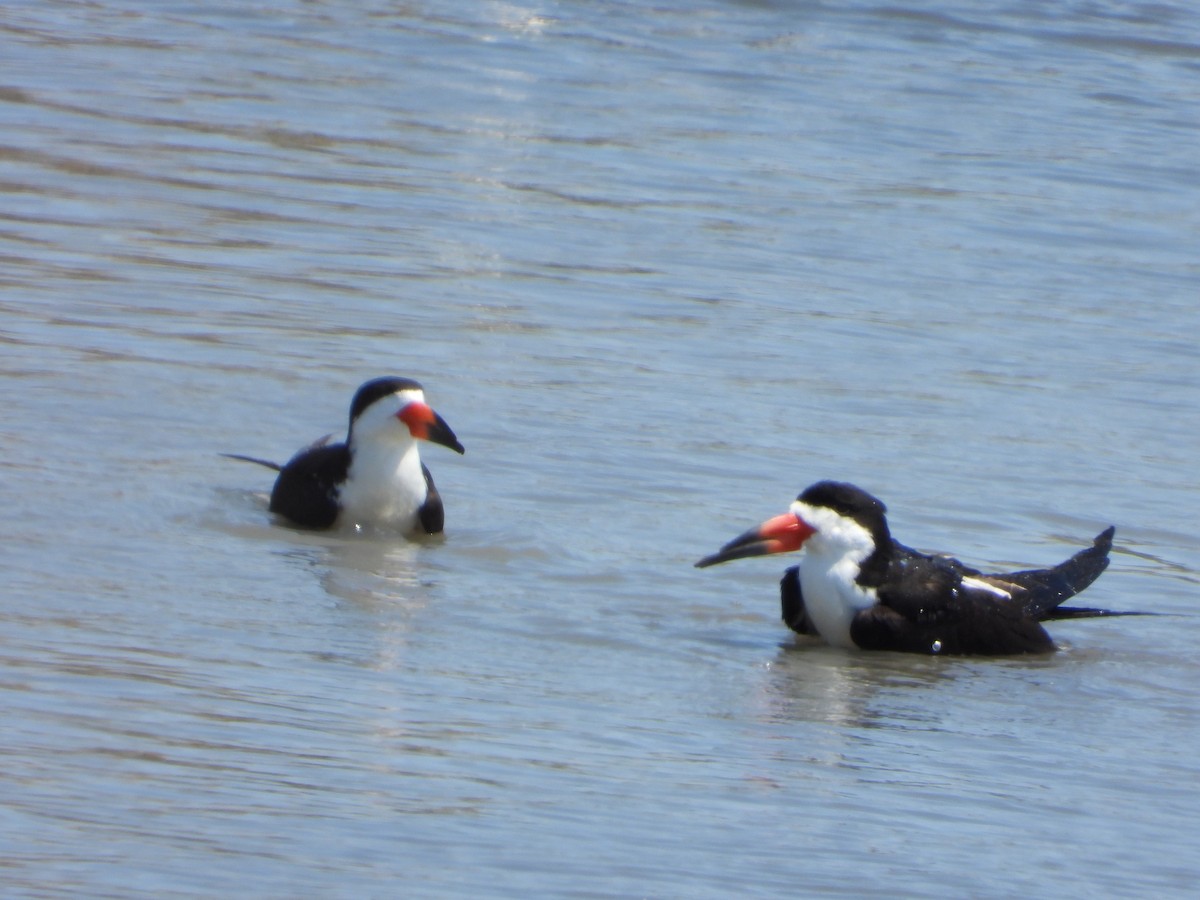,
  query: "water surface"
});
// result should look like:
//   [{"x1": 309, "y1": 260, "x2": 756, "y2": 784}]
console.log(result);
[{"x1": 2, "y1": 1, "x2": 1199, "y2": 896}]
